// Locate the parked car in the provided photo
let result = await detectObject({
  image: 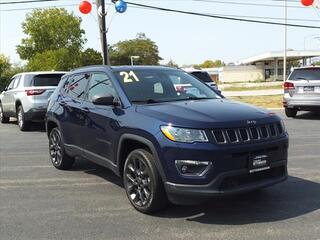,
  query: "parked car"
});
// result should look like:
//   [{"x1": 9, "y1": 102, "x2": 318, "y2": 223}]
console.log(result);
[
  {"x1": 283, "y1": 66, "x2": 320, "y2": 117},
  {"x1": 183, "y1": 68, "x2": 220, "y2": 92},
  {"x1": 46, "y1": 66, "x2": 288, "y2": 213},
  {"x1": 0, "y1": 71, "x2": 66, "y2": 130}
]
